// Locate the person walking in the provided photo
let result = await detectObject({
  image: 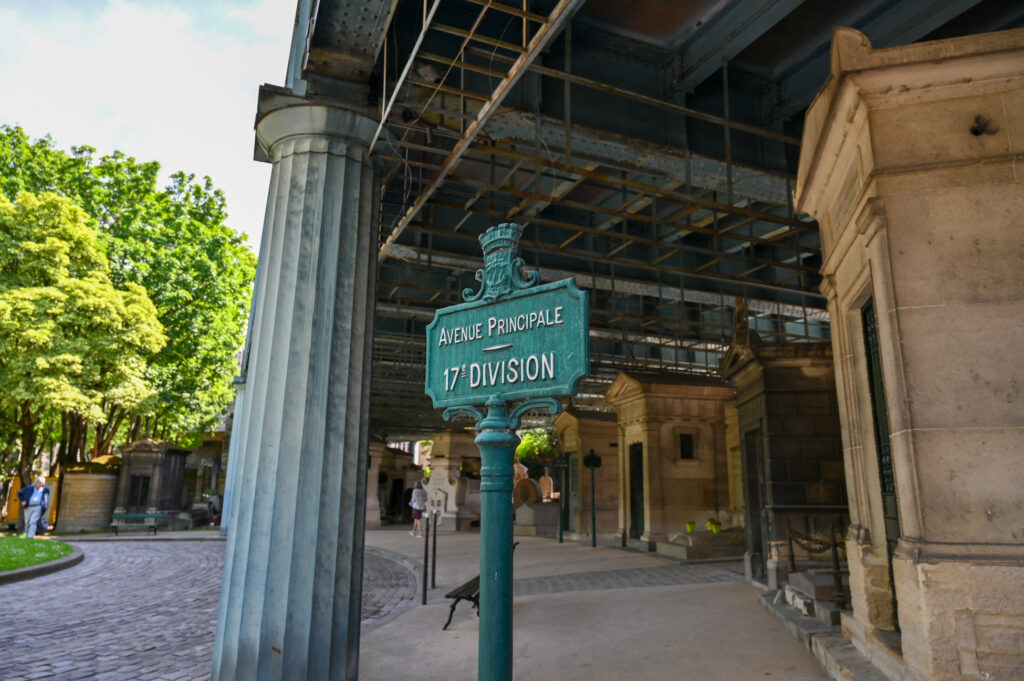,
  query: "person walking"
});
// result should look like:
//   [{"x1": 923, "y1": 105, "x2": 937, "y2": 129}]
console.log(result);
[
  {"x1": 20, "y1": 476, "x2": 50, "y2": 539},
  {"x1": 409, "y1": 481, "x2": 427, "y2": 537}
]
